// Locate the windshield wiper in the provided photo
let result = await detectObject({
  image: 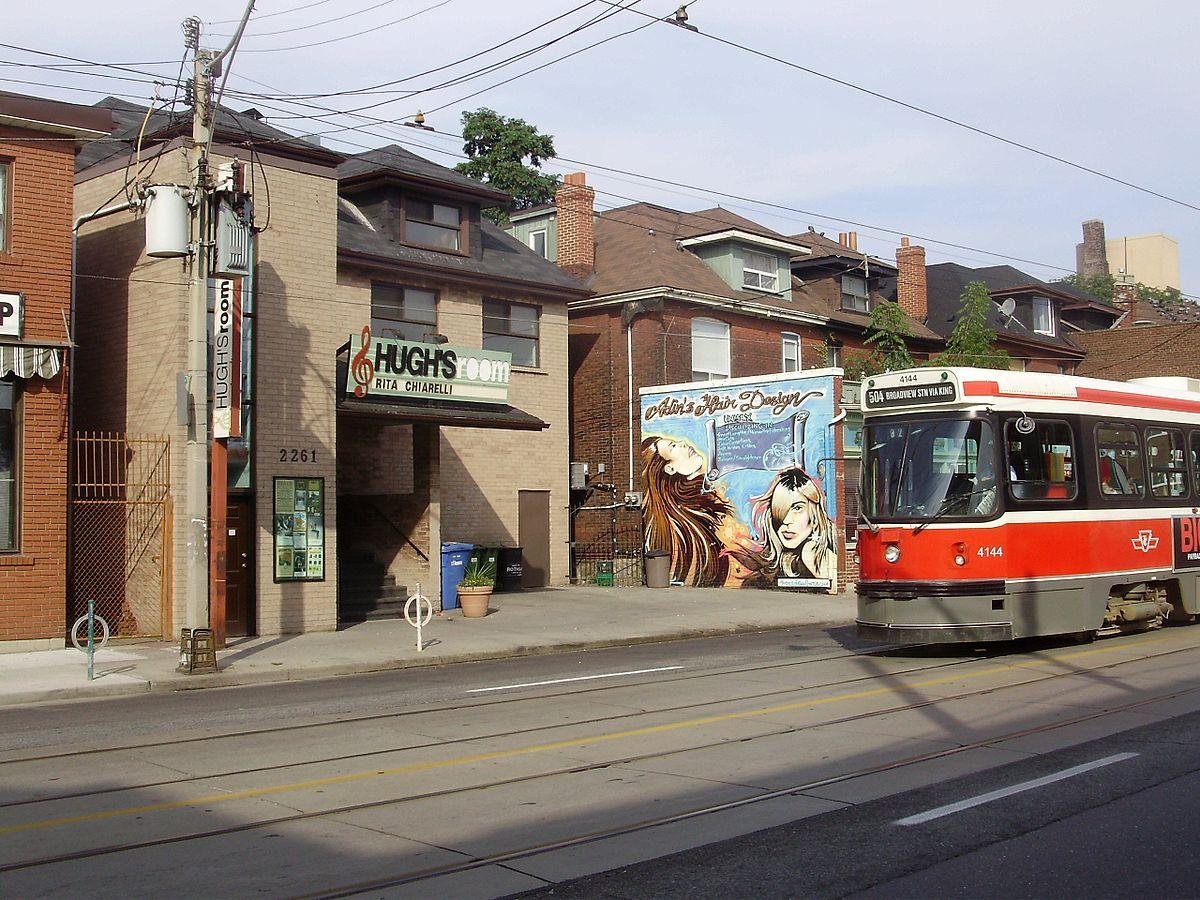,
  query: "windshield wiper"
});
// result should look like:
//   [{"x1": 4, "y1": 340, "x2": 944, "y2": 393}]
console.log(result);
[{"x1": 912, "y1": 488, "x2": 994, "y2": 535}]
